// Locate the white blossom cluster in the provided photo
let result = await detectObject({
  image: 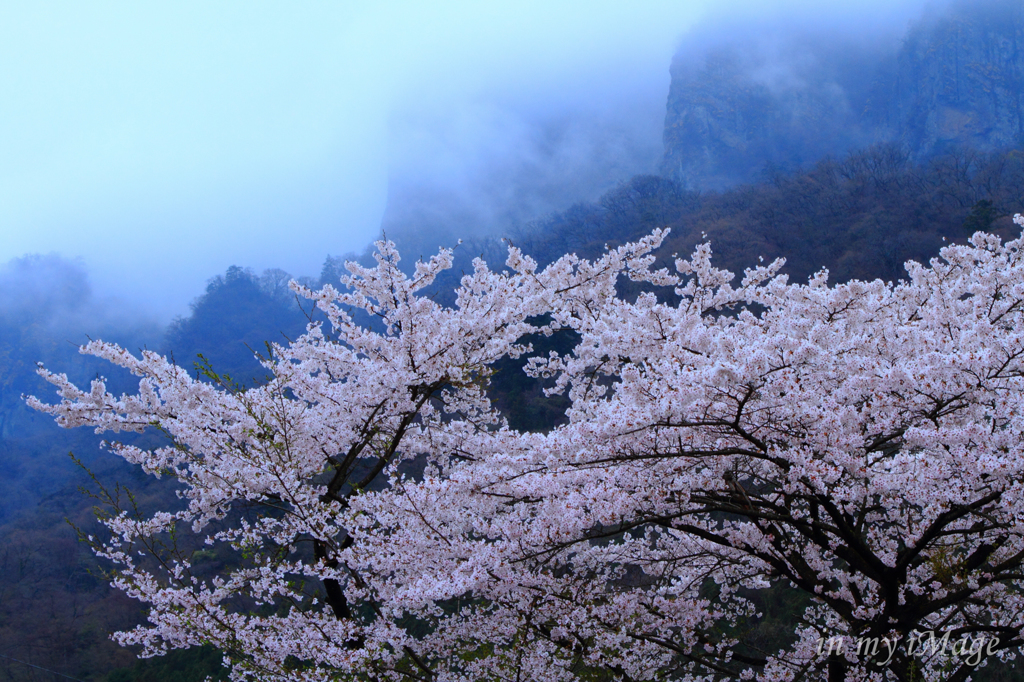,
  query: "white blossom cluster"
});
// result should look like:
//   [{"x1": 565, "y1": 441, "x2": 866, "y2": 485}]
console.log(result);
[{"x1": 29, "y1": 217, "x2": 1024, "y2": 681}]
